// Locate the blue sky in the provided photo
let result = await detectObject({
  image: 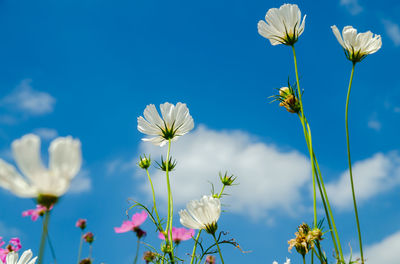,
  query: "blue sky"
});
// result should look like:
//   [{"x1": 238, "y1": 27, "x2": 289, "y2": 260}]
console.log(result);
[{"x1": 0, "y1": 0, "x2": 399, "y2": 263}]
